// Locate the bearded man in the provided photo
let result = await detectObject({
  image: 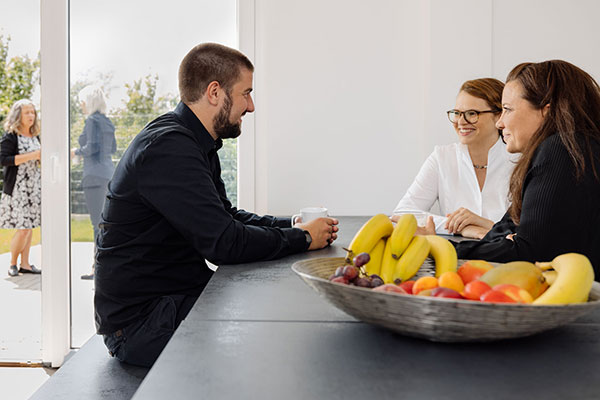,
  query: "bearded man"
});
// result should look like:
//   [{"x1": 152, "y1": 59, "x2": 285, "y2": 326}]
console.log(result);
[{"x1": 94, "y1": 43, "x2": 338, "y2": 367}]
